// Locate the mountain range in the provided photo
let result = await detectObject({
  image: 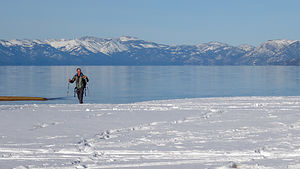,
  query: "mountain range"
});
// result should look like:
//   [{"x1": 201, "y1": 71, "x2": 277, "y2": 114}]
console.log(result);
[{"x1": 1, "y1": 36, "x2": 300, "y2": 65}]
